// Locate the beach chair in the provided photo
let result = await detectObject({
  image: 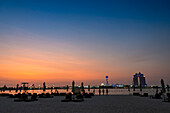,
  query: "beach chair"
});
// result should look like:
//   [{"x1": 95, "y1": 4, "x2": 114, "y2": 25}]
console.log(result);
[
  {"x1": 46, "y1": 93, "x2": 53, "y2": 98},
  {"x1": 31, "y1": 94, "x2": 38, "y2": 101},
  {"x1": 51, "y1": 93, "x2": 59, "y2": 96},
  {"x1": 60, "y1": 93, "x2": 66, "y2": 96},
  {"x1": 9, "y1": 94, "x2": 15, "y2": 98},
  {"x1": 14, "y1": 93, "x2": 28, "y2": 102},
  {"x1": 73, "y1": 94, "x2": 84, "y2": 102},
  {"x1": 89, "y1": 93, "x2": 94, "y2": 96},
  {"x1": 14, "y1": 98, "x2": 23, "y2": 102},
  {"x1": 150, "y1": 93, "x2": 162, "y2": 99},
  {"x1": 61, "y1": 93, "x2": 72, "y2": 102},
  {"x1": 84, "y1": 93, "x2": 92, "y2": 98},
  {"x1": 133, "y1": 93, "x2": 140, "y2": 96},
  {"x1": 141, "y1": 93, "x2": 148, "y2": 97},
  {"x1": 0, "y1": 93, "x2": 10, "y2": 96},
  {"x1": 38, "y1": 93, "x2": 44, "y2": 98},
  {"x1": 24, "y1": 95, "x2": 38, "y2": 102},
  {"x1": 162, "y1": 93, "x2": 170, "y2": 102}
]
